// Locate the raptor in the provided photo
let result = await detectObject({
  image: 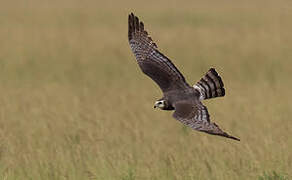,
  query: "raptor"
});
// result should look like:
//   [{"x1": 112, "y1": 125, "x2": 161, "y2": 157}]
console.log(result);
[{"x1": 128, "y1": 13, "x2": 240, "y2": 141}]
